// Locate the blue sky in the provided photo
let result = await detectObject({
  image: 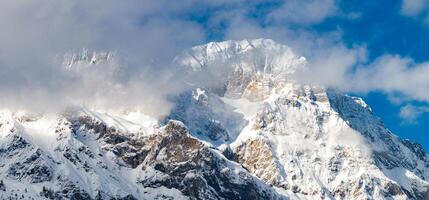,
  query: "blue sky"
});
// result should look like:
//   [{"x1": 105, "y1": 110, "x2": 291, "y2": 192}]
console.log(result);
[
  {"x1": 0, "y1": 1, "x2": 428, "y2": 150},
  {"x1": 317, "y1": 0, "x2": 429, "y2": 150},
  {"x1": 342, "y1": 0, "x2": 429, "y2": 150}
]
